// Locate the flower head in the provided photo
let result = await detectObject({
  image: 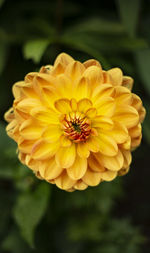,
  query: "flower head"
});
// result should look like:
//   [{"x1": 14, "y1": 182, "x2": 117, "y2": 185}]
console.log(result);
[{"x1": 4, "y1": 53, "x2": 146, "y2": 191}]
